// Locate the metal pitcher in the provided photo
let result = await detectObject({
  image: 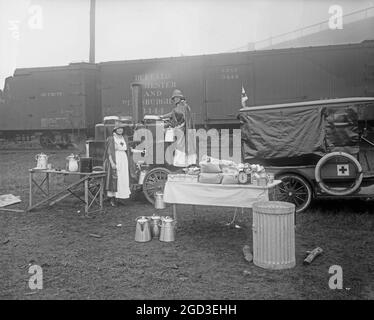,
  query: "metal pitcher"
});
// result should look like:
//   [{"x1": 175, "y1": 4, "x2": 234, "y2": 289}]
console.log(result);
[
  {"x1": 35, "y1": 153, "x2": 49, "y2": 169},
  {"x1": 149, "y1": 214, "x2": 161, "y2": 238},
  {"x1": 155, "y1": 192, "x2": 166, "y2": 209},
  {"x1": 66, "y1": 154, "x2": 79, "y2": 172},
  {"x1": 135, "y1": 216, "x2": 151, "y2": 242},
  {"x1": 159, "y1": 216, "x2": 176, "y2": 242}
]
